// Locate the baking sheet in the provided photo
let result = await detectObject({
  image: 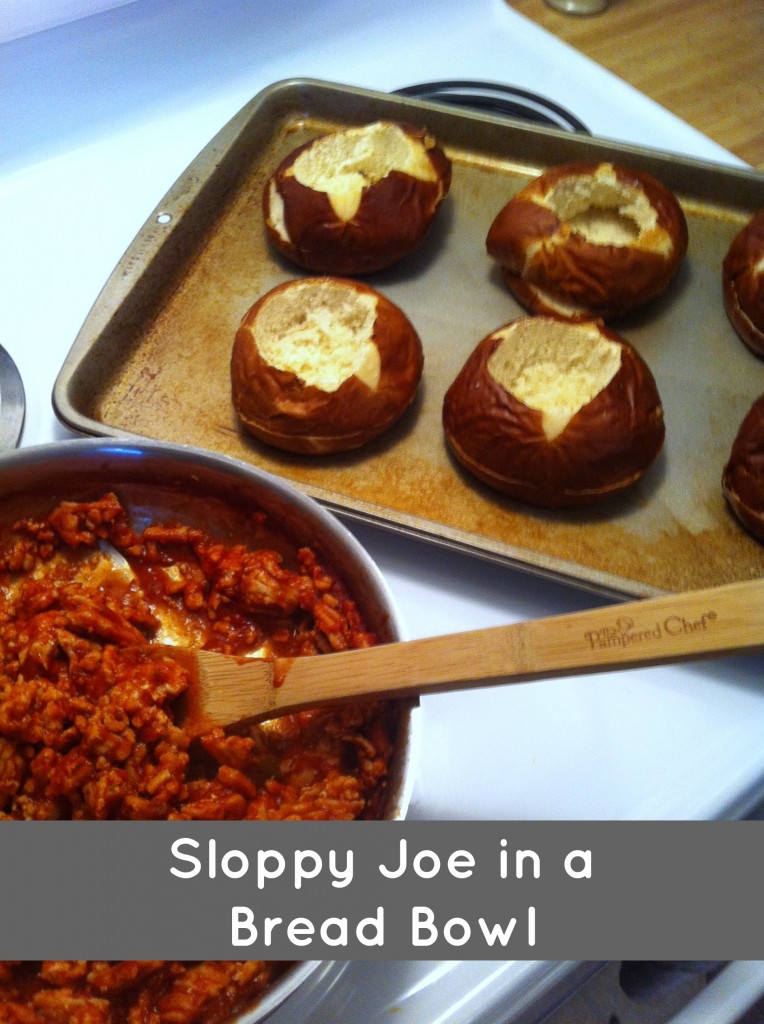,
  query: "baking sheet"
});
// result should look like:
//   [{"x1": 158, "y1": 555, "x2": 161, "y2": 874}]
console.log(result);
[{"x1": 52, "y1": 78, "x2": 764, "y2": 598}]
